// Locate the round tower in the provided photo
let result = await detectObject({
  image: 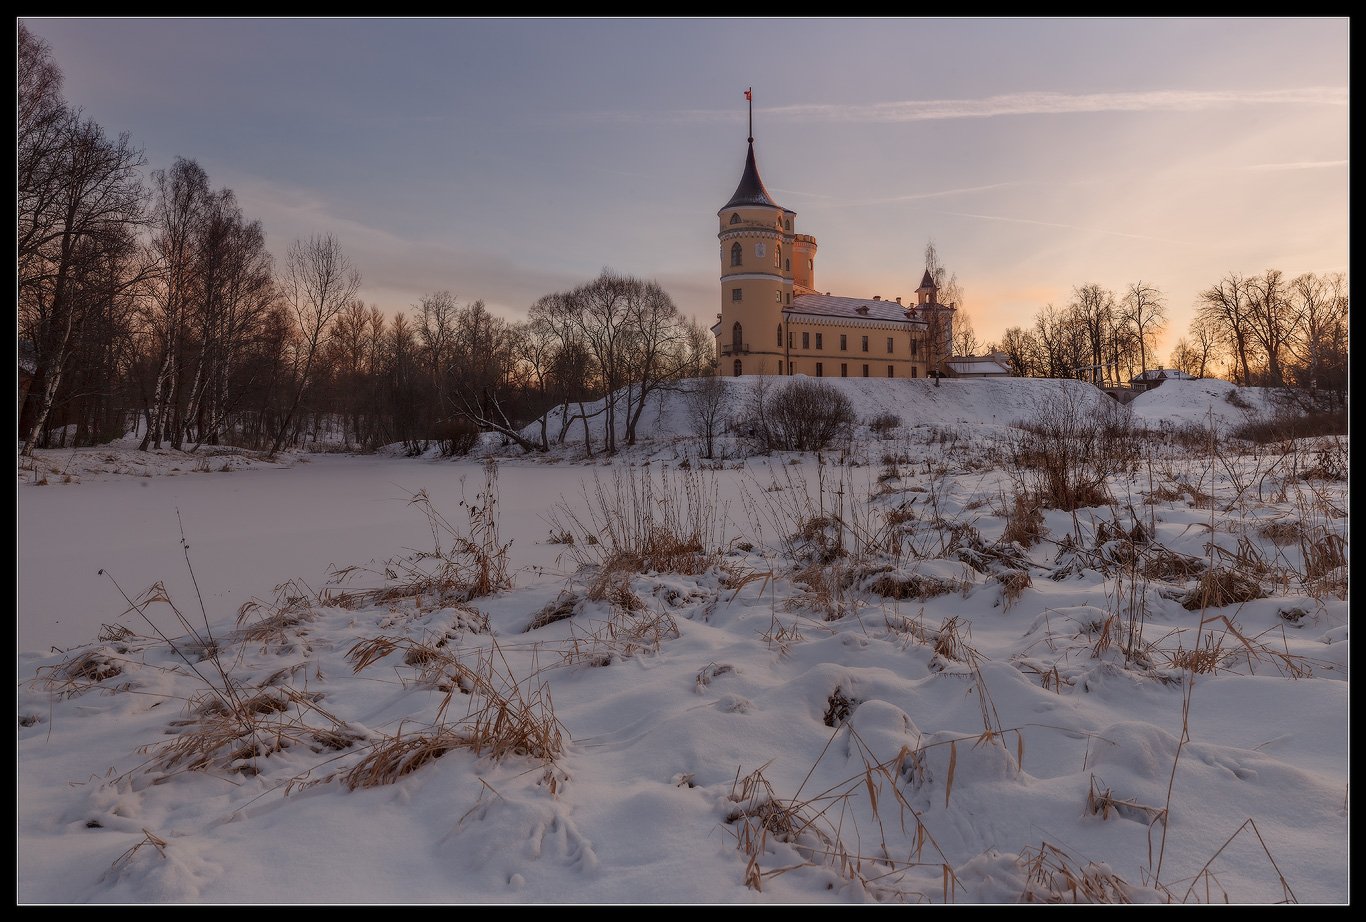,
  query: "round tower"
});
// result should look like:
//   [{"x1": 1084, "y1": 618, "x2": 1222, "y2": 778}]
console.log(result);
[{"x1": 717, "y1": 139, "x2": 791, "y2": 375}]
